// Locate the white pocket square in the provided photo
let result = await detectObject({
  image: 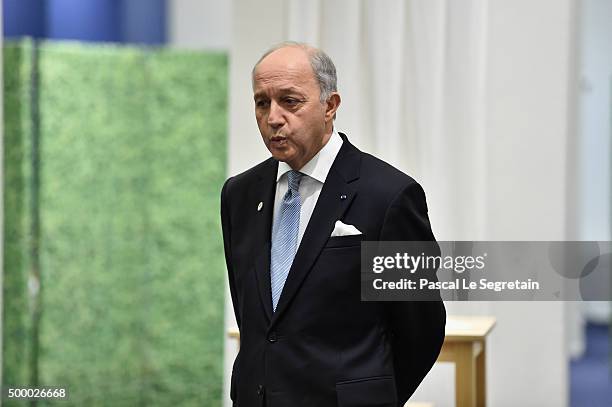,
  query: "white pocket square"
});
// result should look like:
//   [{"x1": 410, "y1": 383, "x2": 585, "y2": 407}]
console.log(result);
[{"x1": 330, "y1": 220, "x2": 362, "y2": 237}]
